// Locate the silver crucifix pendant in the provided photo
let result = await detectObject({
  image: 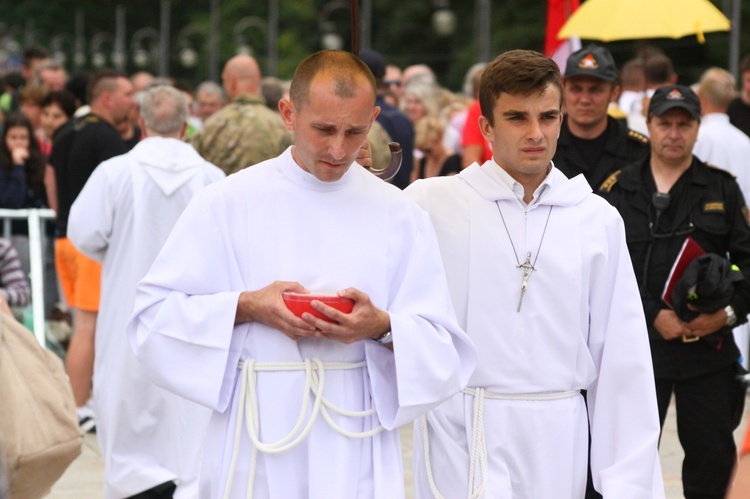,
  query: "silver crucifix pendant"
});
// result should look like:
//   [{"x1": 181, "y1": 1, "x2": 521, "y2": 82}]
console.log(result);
[{"x1": 517, "y1": 251, "x2": 535, "y2": 312}]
